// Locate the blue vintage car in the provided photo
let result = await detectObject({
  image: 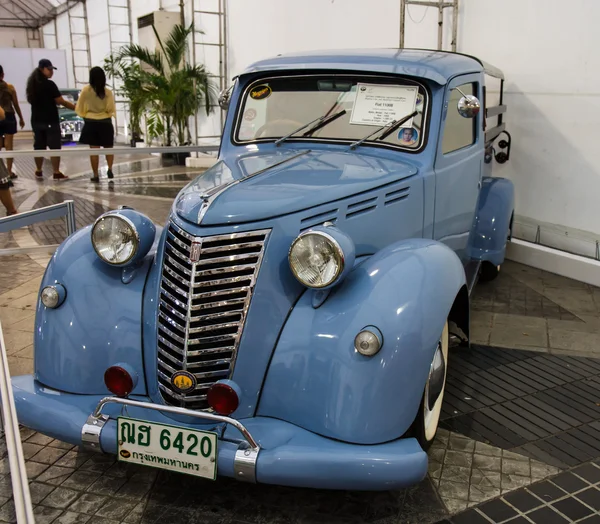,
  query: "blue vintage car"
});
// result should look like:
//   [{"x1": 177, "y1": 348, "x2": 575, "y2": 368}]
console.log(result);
[{"x1": 13, "y1": 49, "x2": 514, "y2": 491}]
